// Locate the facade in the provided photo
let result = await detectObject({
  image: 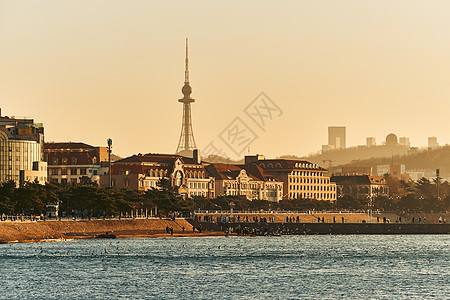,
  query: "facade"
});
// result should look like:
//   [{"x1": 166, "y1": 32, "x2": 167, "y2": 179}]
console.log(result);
[
  {"x1": 20, "y1": 161, "x2": 48, "y2": 186},
  {"x1": 331, "y1": 175, "x2": 389, "y2": 201},
  {"x1": 205, "y1": 163, "x2": 283, "y2": 202},
  {"x1": 376, "y1": 164, "x2": 406, "y2": 179},
  {"x1": 245, "y1": 155, "x2": 337, "y2": 201},
  {"x1": 328, "y1": 126, "x2": 346, "y2": 149},
  {"x1": 44, "y1": 142, "x2": 109, "y2": 184},
  {"x1": 101, "y1": 152, "x2": 215, "y2": 199},
  {"x1": 0, "y1": 111, "x2": 46, "y2": 185},
  {"x1": 399, "y1": 137, "x2": 410, "y2": 147},
  {"x1": 366, "y1": 137, "x2": 376, "y2": 147}
]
